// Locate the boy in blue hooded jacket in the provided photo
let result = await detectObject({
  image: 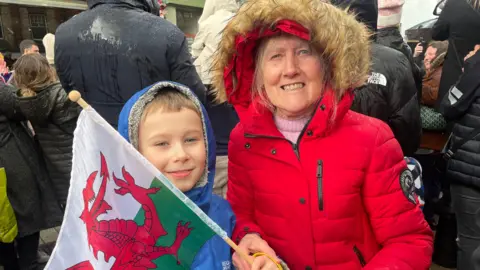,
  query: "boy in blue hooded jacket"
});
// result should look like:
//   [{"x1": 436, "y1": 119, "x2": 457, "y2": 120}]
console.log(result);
[{"x1": 118, "y1": 81, "x2": 235, "y2": 270}]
